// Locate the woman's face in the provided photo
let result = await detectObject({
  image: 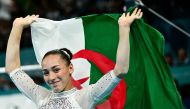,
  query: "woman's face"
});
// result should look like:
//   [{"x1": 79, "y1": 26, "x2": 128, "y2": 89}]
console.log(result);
[{"x1": 42, "y1": 54, "x2": 74, "y2": 92}]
